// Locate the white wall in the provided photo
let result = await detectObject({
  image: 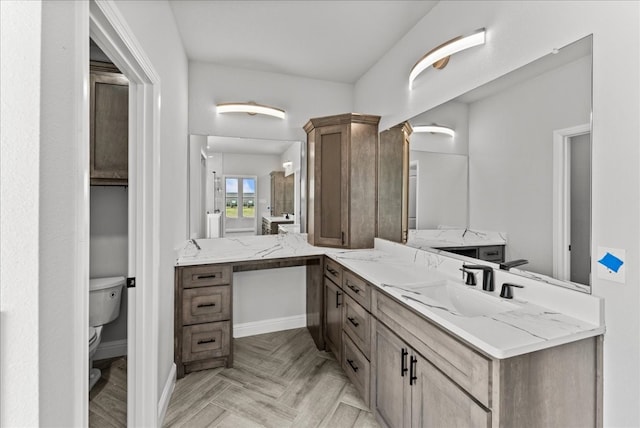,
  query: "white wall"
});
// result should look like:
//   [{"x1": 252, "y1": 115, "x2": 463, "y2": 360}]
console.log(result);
[
  {"x1": 355, "y1": 2, "x2": 640, "y2": 425},
  {"x1": 0, "y1": 1, "x2": 43, "y2": 425},
  {"x1": 111, "y1": 0, "x2": 189, "y2": 404},
  {"x1": 410, "y1": 101, "x2": 469, "y2": 155},
  {"x1": 189, "y1": 61, "x2": 354, "y2": 142},
  {"x1": 409, "y1": 151, "x2": 468, "y2": 229},
  {"x1": 469, "y1": 56, "x2": 590, "y2": 276},
  {"x1": 90, "y1": 186, "x2": 128, "y2": 344}
]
